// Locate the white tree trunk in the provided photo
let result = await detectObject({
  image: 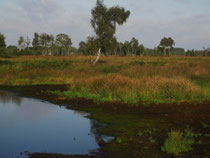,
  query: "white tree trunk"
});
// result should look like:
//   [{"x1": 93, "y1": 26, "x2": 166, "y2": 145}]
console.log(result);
[
  {"x1": 93, "y1": 48, "x2": 101, "y2": 65},
  {"x1": 89, "y1": 48, "x2": 102, "y2": 65}
]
